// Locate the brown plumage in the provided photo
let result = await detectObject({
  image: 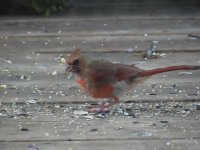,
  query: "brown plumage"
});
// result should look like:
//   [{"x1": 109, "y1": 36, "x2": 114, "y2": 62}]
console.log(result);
[{"x1": 66, "y1": 48, "x2": 200, "y2": 112}]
